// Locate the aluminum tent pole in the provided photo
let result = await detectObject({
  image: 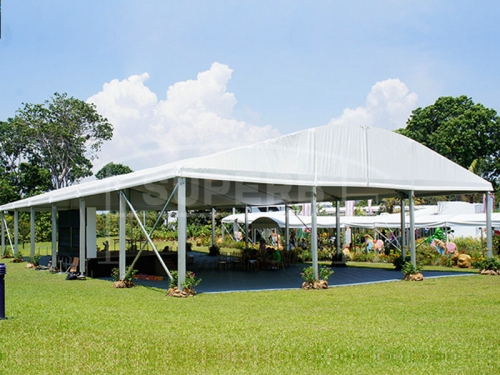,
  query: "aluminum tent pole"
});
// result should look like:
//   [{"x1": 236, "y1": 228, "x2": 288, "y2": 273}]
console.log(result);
[
  {"x1": 212, "y1": 208, "x2": 216, "y2": 247},
  {"x1": 51, "y1": 204, "x2": 57, "y2": 270},
  {"x1": 336, "y1": 200, "x2": 341, "y2": 256},
  {"x1": 121, "y1": 192, "x2": 173, "y2": 280},
  {"x1": 30, "y1": 206, "x2": 35, "y2": 258},
  {"x1": 124, "y1": 185, "x2": 178, "y2": 280},
  {"x1": 119, "y1": 192, "x2": 127, "y2": 280},
  {"x1": 245, "y1": 206, "x2": 249, "y2": 249},
  {"x1": 486, "y1": 192, "x2": 493, "y2": 258},
  {"x1": 400, "y1": 196, "x2": 406, "y2": 259},
  {"x1": 409, "y1": 191, "x2": 416, "y2": 268},
  {"x1": 311, "y1": 186, "x2": 318, "y2": 280},
  {"x1": 14, "y1": 210, "x2": 18, "y2": 256},
  {"x1": 285, "y1": 204, "x2": 289, "y2": 251},
  {"x1": 1, "y1": 212, "x2": 4, "y2": 257},
  {"x1": 177, "y1": 178, "x2": 187, "y2": 289},
  {"x1": 2, "y1": 214, "x2": 13, "y2": 255},
  {"x1": 79, "y1": 198, "x2": 86, "y2": 274}
]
